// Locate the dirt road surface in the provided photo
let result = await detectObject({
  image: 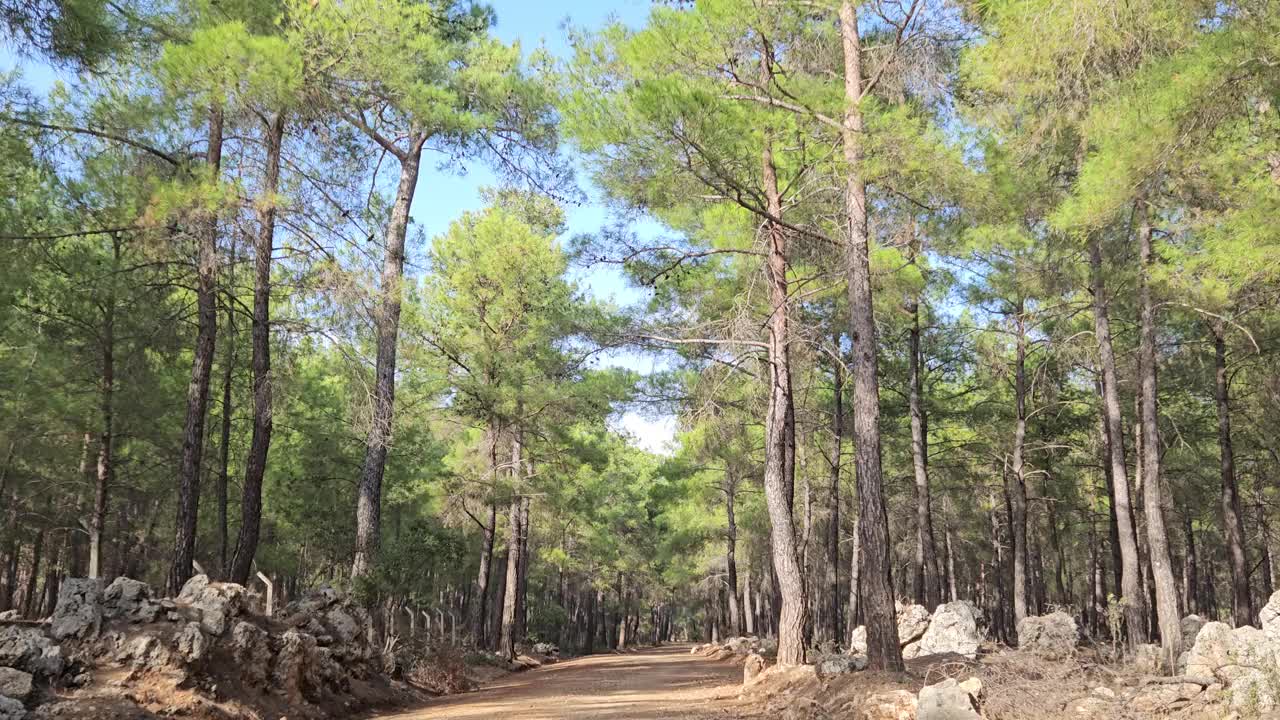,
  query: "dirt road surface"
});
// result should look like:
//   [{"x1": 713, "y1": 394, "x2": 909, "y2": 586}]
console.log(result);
[{"x1": 374, "y1": 645, "x2": 747, "y2": 720}]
